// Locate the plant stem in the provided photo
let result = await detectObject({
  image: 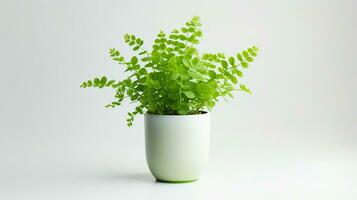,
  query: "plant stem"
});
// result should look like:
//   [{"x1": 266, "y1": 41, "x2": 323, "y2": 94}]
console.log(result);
[{"x1": 179, "y1": 79, "x2": 183, "y2": 103}]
